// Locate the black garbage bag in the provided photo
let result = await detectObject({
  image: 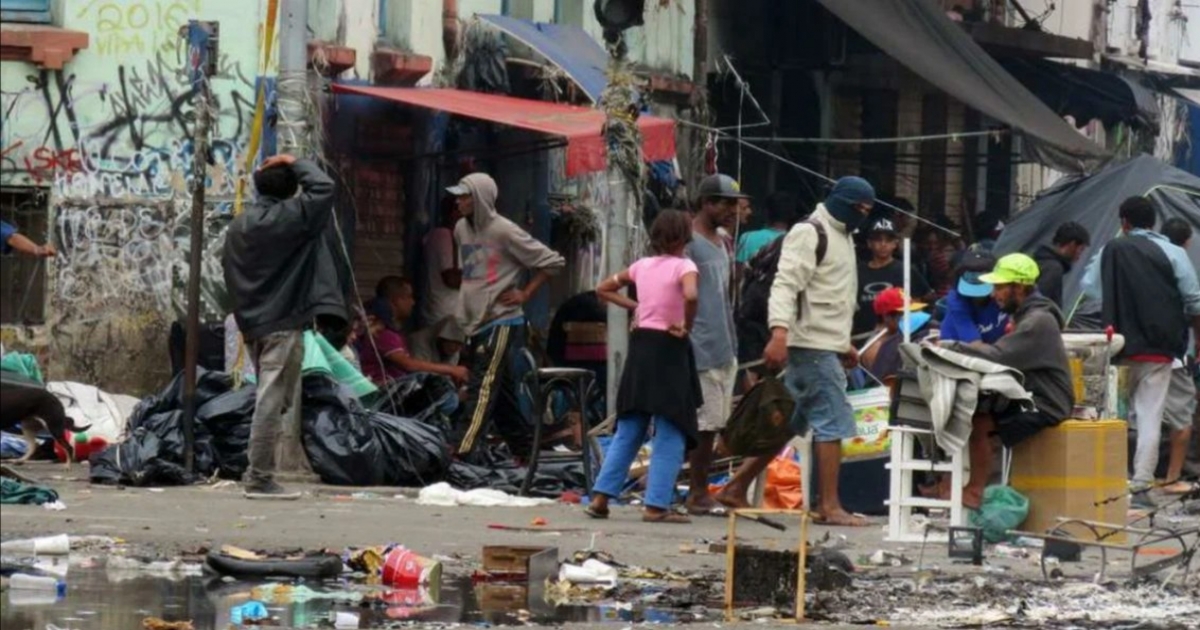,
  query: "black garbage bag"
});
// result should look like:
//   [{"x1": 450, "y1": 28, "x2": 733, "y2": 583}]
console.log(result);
[
  {"x1": 196, "y1": 385, "x2": 256, "y2": 479},
  {"x1": 89, "y1": 368, "x2": 243, "y2": 486},
  {"x1": 127, "y1": 368, "x2": 234, "y2": 432},
  {"x1": 300, "y1": 374, "x2": 451, "y2": 486},
  {"x1": 447, "y1": 454, "x2": 587, "y2": 498},
  {"x1": 89, "y1": 429, "x2": 199, "y2": 486},
  {"x1": 446, "y1": 460, "x2": 587, "y2": 498},
  {"x1": 367, "y1": 373, "x2": 459, "y2": 425}
]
